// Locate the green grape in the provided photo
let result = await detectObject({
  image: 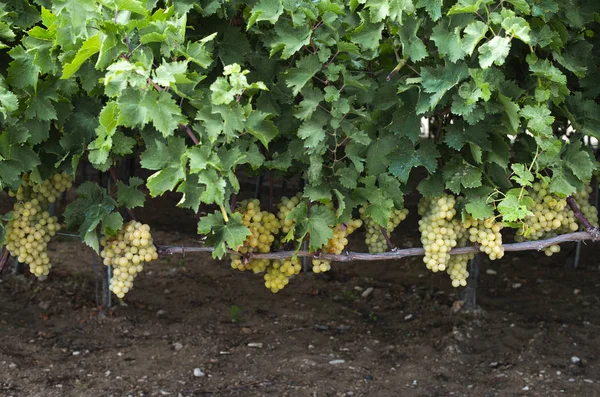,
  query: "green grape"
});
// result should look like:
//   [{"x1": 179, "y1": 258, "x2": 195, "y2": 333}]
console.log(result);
[
  {"x1": 515, "y1": 181, "x2": 597, "y2": 256},
  {"x1": 312, "y1": 218, "x2": 363, "y2": 274},
  {"x1": 360, "y1": 207, "x2": 409, "y2": 253},
  {"x1": 101, "y1": 221, "x2": 158, "y2": 299},
  {"x1": 5, "y1": 173, "x2": 71, "y2": 277}
]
